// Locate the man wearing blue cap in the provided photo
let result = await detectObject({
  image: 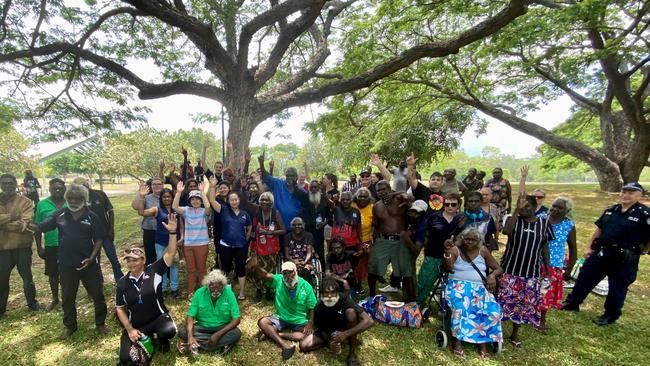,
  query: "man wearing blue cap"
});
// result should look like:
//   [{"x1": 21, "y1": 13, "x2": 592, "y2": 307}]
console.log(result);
[{"x1": 562, "y1": 182, "x2": 650, "y2": 325}]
